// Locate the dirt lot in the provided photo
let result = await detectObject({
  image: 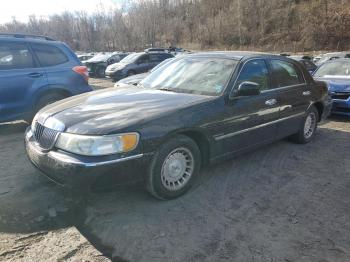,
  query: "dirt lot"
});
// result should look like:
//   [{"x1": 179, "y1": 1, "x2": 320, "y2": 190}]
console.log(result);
[{"x1": 0, "y1": 78, "x2": 349, "y2": 261}]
